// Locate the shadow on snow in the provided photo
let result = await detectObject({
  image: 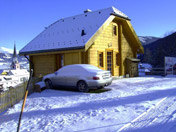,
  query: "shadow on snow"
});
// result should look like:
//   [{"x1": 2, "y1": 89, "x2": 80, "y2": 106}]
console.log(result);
[
  {"x1": 1, "y1": 86, "x2": 176, "y2": 124},
  {"x1": 73, "y1": 115, "x2": 176, "y2": 132}
]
